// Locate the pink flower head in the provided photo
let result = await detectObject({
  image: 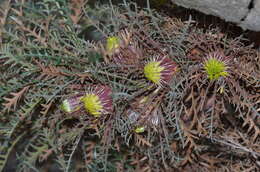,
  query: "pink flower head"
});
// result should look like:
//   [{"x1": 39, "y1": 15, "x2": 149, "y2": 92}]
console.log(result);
[
  {"x1": 144, "y1": 57, "x2": 178, "y2": 86},
  {"x1": 61, "y1": 94, "x2": 84, "y2": 113},
  {"x1": 81, "y1": 85, "x2": 113, "y2": 117}
]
